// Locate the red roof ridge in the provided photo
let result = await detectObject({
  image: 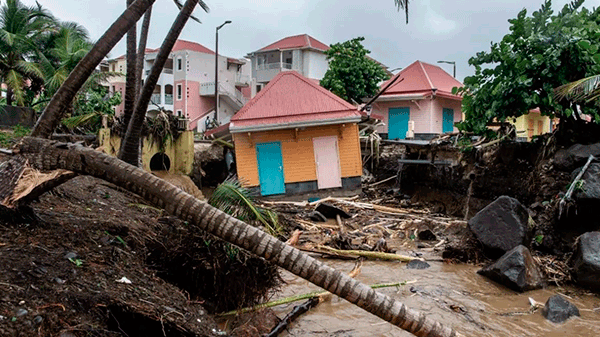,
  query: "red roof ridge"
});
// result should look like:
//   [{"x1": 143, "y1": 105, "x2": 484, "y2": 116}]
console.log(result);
[
  {"x1": 231, "y1": 71, "x2": 360, "y2": 128},
  {"x1": 417, "y1": 61, "x2": 435, "y2": 90}
]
